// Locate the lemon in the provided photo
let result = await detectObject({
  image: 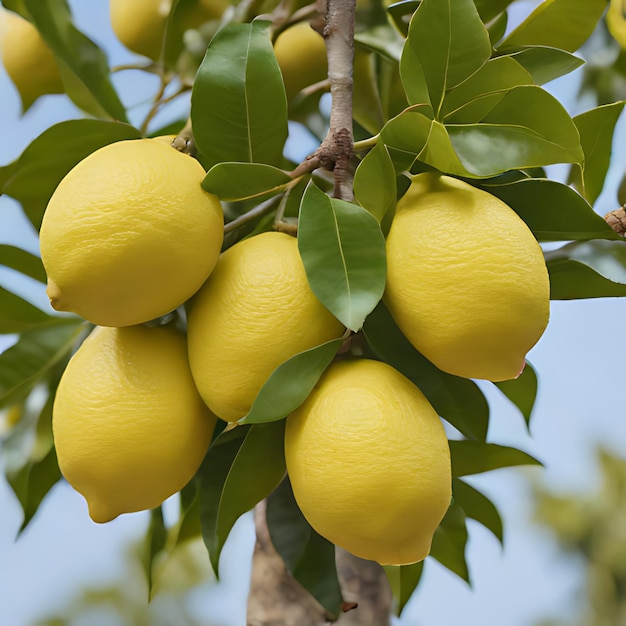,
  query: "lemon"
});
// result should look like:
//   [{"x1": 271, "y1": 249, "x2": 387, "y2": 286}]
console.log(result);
[
  {"x1": 39, "y1": 138, "x2": 223, "y2": 327},
  {"x1": 53, "y1": 324, "x2": 216, "y2": 523},
  {"x1": 385, "y1": 173, "x2": 550, "y2": 382},
  {"x1": 187, "y1": 231, "x2": 344, "y2": 422},
  {"x1": 0, "y1": 9, "x2": 64, "y2": 109},
  {"x1": 285, "y1": 358, "x2": 451, "y2": 566},
  {"x1": 110, "y1": 0, "x2": 228, "y2": 62},
  {"x1": 274, "y1": 21, "x2": 328, "y2": 102}
]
